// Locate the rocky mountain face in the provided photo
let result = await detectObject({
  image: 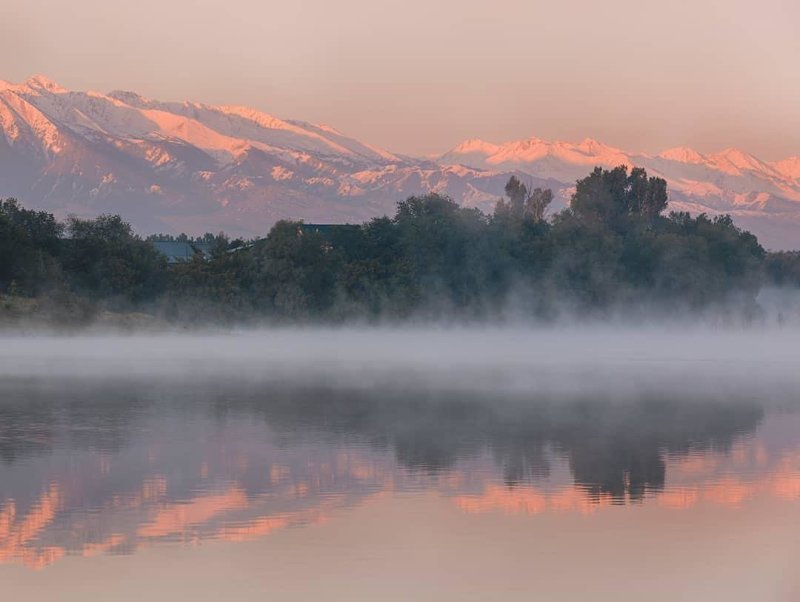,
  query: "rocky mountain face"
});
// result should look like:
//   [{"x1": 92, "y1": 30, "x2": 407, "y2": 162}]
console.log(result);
[{"x1": 1, "y1": 76, "x2": 798, "y2": 248}]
